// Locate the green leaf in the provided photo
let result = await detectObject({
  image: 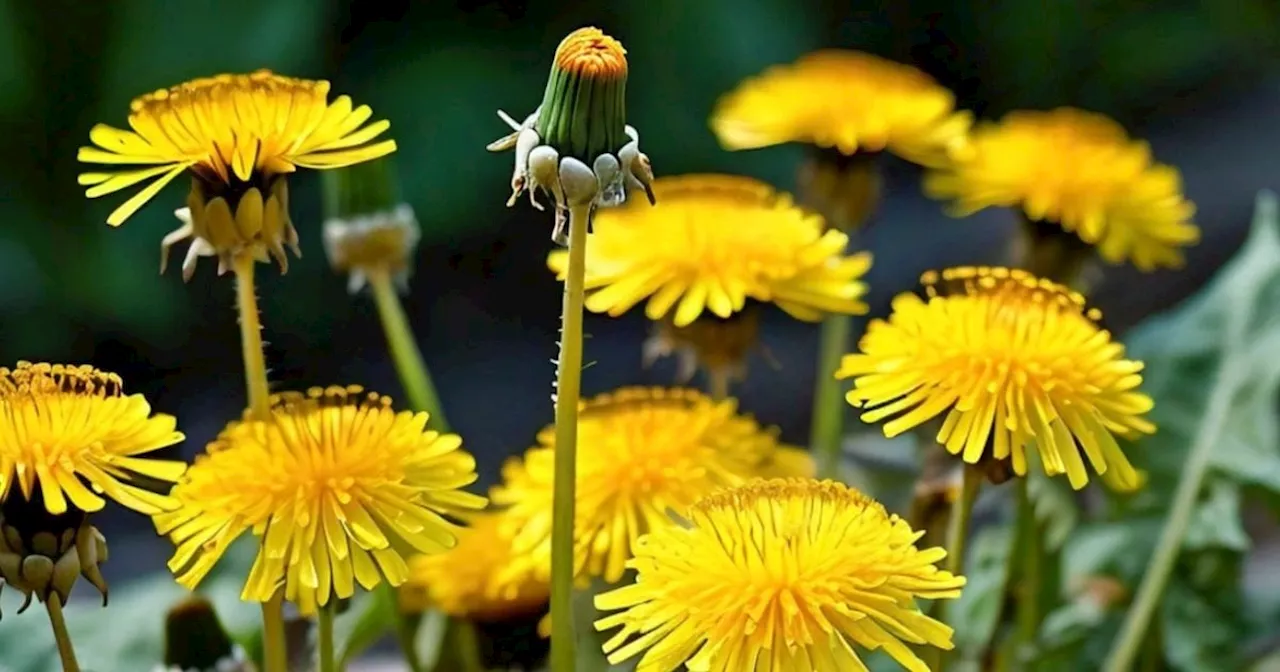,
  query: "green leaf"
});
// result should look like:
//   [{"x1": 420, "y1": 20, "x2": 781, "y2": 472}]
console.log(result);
[
  {"x1": 1026, "y1": 455, "x2": 1079, "y2": 552},
  {"x1": 333, "y1": 589, "x2": 393, "y2": 668},
  {"x1": 949, "y1": 526, "x2": 1015, "y2": 659}
]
